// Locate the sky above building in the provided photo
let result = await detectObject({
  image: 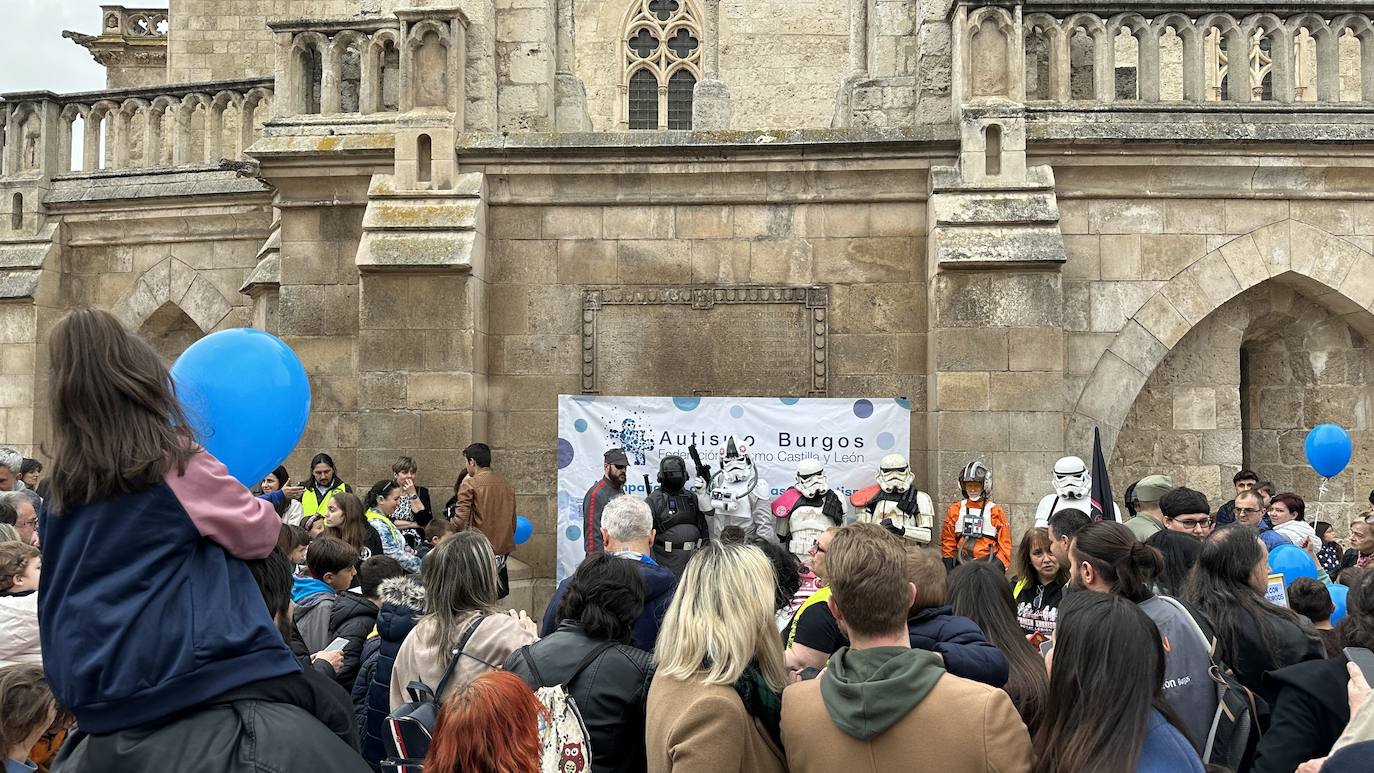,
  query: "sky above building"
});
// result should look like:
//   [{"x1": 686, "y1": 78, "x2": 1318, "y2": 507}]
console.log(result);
[{"x1": 2, "y1": 0, "x2": 107, "y2": 94}]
